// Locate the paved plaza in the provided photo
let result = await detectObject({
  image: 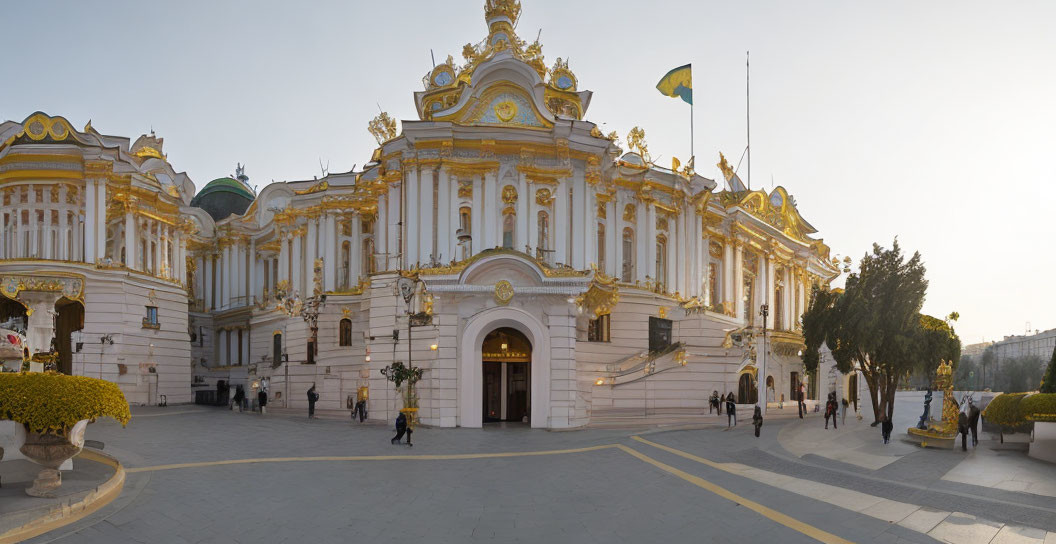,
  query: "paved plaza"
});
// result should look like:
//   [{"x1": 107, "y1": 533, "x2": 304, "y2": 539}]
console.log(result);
[{"x1": 4, "y1": 399, "x2": 1052, "y2": 544}]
